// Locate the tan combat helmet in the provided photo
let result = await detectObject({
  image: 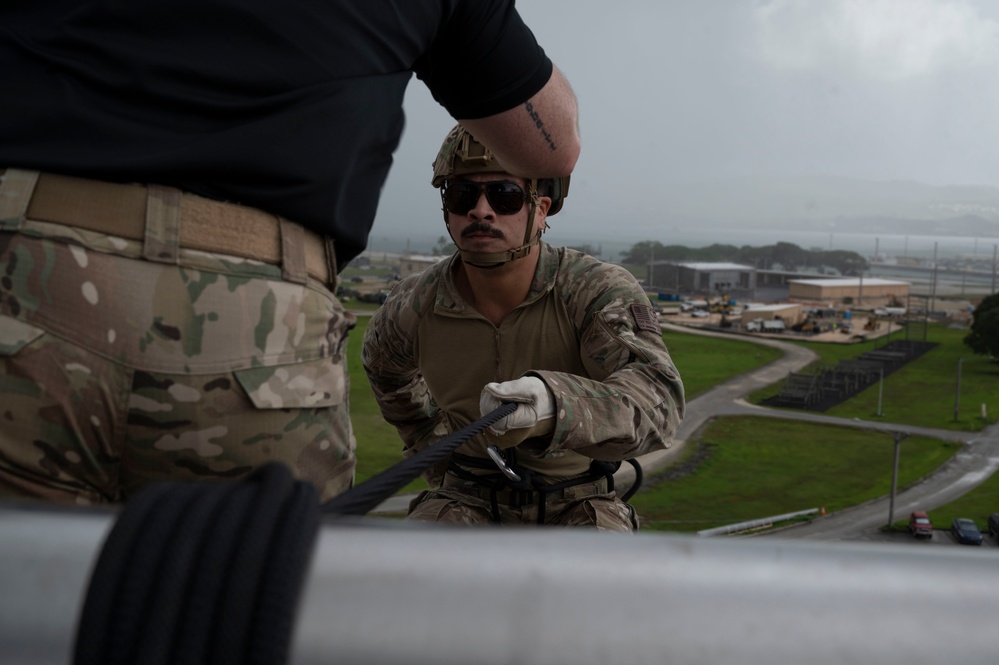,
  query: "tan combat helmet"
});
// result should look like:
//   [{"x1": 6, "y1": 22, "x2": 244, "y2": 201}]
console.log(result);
[{"x1": 431, "y1": 124, "x2": 569, "y2": 267}]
